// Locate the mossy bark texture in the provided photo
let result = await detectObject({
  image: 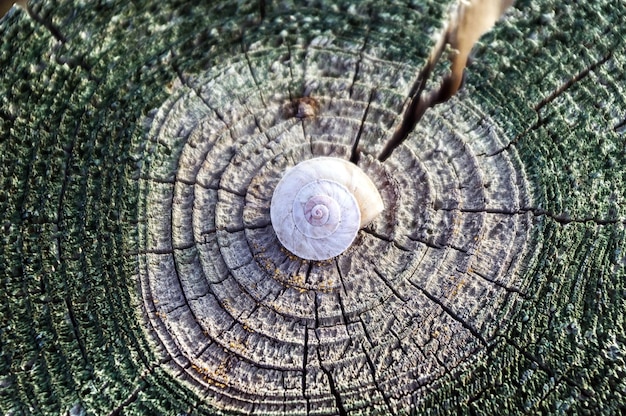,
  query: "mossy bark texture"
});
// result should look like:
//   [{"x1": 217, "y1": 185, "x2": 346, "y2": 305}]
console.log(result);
[{"x1": 1, "y1": 1, "x2": 625, "y2": 415}]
